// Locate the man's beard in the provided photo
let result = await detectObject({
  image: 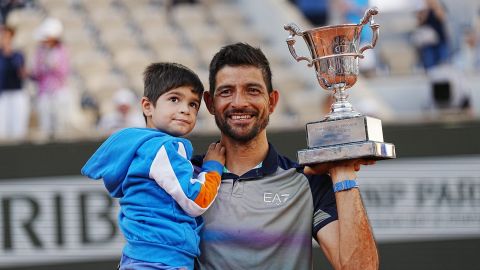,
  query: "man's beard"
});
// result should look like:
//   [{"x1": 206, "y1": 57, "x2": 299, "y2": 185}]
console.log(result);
[{"x1": 214, "y1": 109, "x2": 269, "y2": 143}]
